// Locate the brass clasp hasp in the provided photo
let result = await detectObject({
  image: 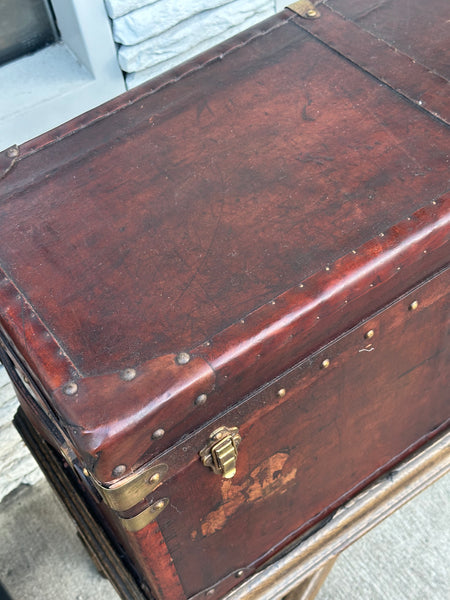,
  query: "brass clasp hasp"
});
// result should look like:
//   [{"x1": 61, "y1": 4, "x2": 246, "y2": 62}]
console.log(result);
[{"x1": 200, "y1": 426, "x2": 241, "y2": 479}]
